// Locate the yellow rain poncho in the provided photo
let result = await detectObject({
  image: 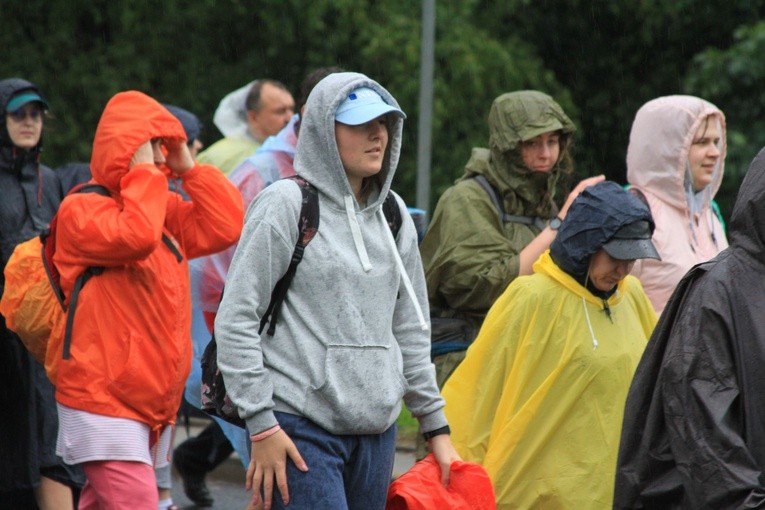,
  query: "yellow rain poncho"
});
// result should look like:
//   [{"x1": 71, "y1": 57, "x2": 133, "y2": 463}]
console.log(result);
[{"x1": 443, "y1": 250, "x2": 656, "y2": 509}]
